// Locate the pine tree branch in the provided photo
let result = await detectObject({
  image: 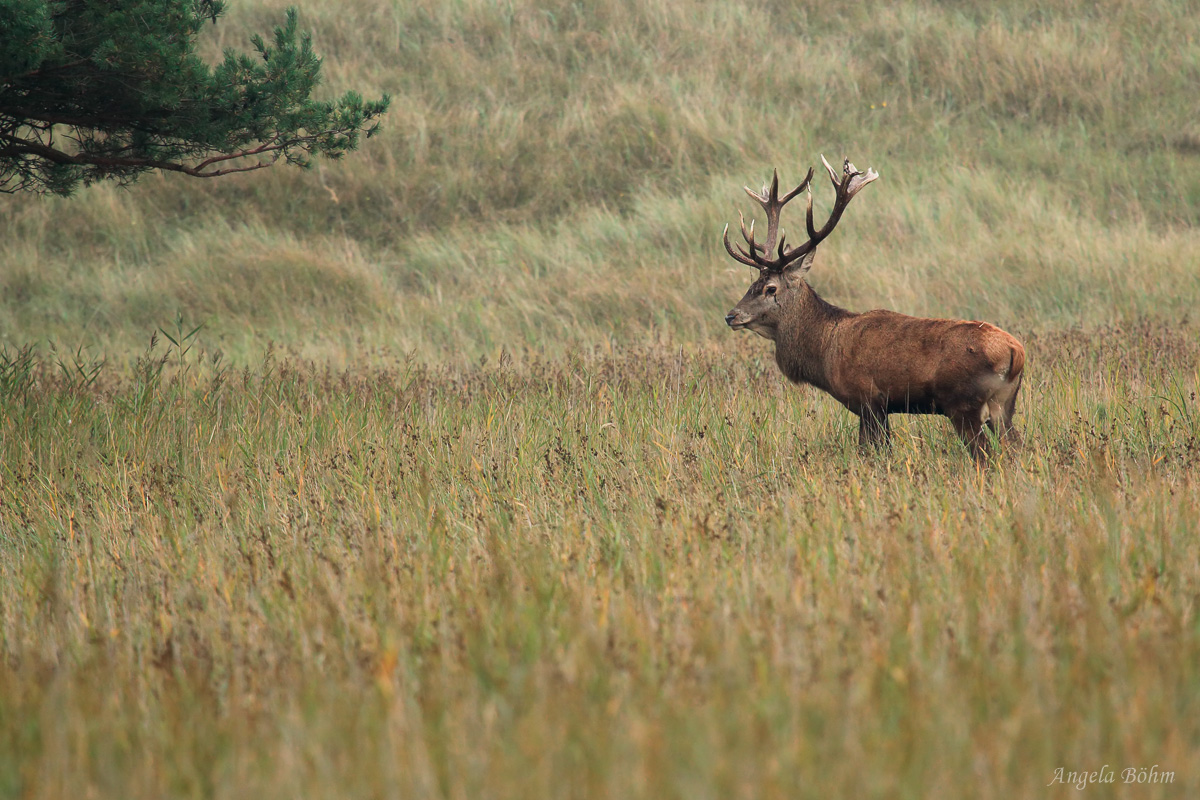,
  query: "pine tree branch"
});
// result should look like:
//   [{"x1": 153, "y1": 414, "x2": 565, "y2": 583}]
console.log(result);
[
  {"x1": 6, "y1": 60, "x2": 92, "y2": 81},
  {"x1": 1, "y1": 108, "x2": 135, "y2": 128},
  {"x1": 0, "y1": 131, "x2": 283, "y2": 178},
  {"x1": 0, "y1": 3, "x2": 388, "y2": 194}
]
